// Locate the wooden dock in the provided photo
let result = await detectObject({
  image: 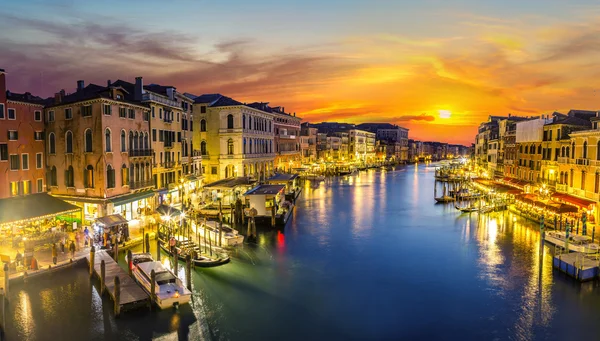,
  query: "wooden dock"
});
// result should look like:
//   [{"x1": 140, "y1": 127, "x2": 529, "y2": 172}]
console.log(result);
[
  {"x1": 87, "y1": 250, "x2": 149, "y2": 313},
  {"x1": 553, "y1": 252, "x2": 600, "y2": 282}
]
